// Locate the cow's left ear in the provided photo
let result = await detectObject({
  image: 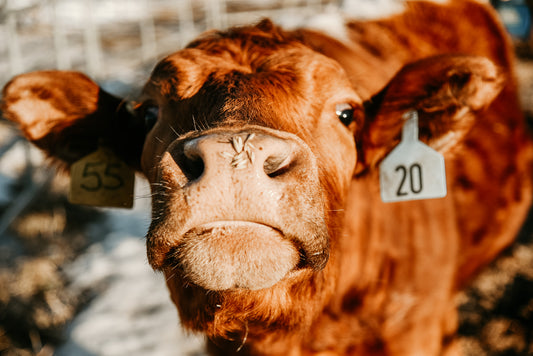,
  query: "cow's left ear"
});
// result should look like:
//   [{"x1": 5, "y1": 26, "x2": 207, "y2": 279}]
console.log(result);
[
  {"x1": 355, "y1": 55, "x2": 505, "y2": 174},
  {"x1": 1, "y1": 70, "x2": 147, "y2": 170}
]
